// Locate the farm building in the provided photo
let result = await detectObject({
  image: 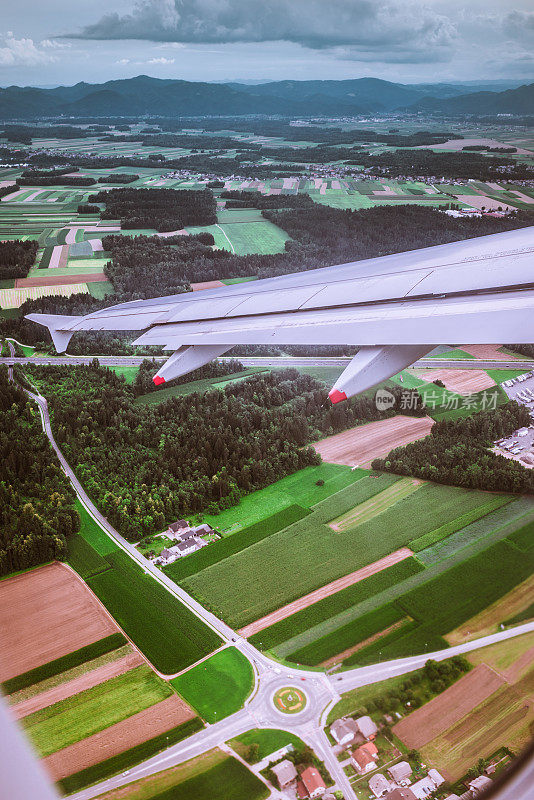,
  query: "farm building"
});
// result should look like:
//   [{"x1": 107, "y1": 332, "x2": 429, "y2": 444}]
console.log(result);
[
  {"x1": 428, "y1": 769, "x2": 445, "y2": 786},
  {"x1": 271, "y1": 759, "x2": 297, "y2": 790},
  {"x1": 330, "y1": 717, "x2": 359, "y2": 745},
  {"x1": 299, "y1": 766, "x2": 326, "y2": 797},
  {"x1": 369, "y1": 773, "x2": 392, "y2": 798},
  {"x1": 388, "y1": 761, "x2": 413, "y2": 783},
  {"x1": 351, "y1": 742, "x2": 378, "y2": 774},
  {"x1": 355, "y1": 715, "x2": 378, "y2": 740}
]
